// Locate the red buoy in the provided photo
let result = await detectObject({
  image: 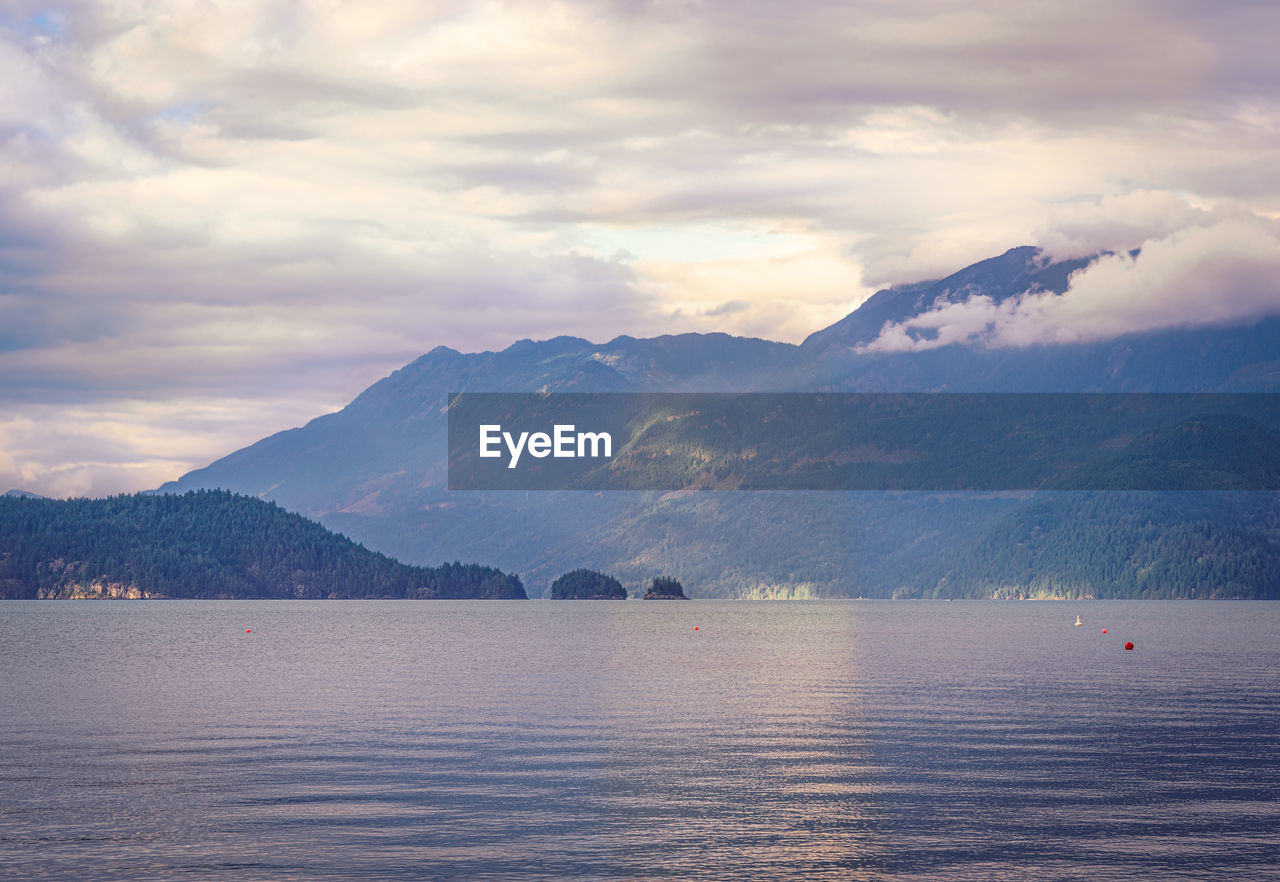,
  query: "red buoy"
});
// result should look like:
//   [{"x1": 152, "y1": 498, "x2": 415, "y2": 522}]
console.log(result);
[
  {"x1": 1124, "y1": 641, "x2": 1134, "y2": 651},
  {"x1": 1101, "y1": 629, "x2": 1107, "y2": 634},
  {"x1": 246, "y1": 628, "x2": 251, "y2": 633},
  {"x1": 693, "y1": 626, "x2": 699, "y2": 631}
]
